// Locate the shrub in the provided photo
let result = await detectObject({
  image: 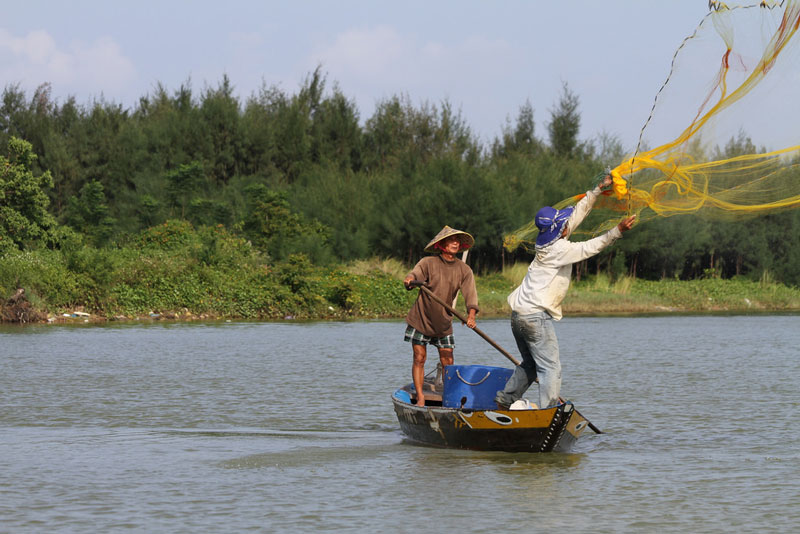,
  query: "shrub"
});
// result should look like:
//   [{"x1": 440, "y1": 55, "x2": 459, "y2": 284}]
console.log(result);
[{"x1": 133, "y1": 220, "x2": 199, "y2": 250}]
